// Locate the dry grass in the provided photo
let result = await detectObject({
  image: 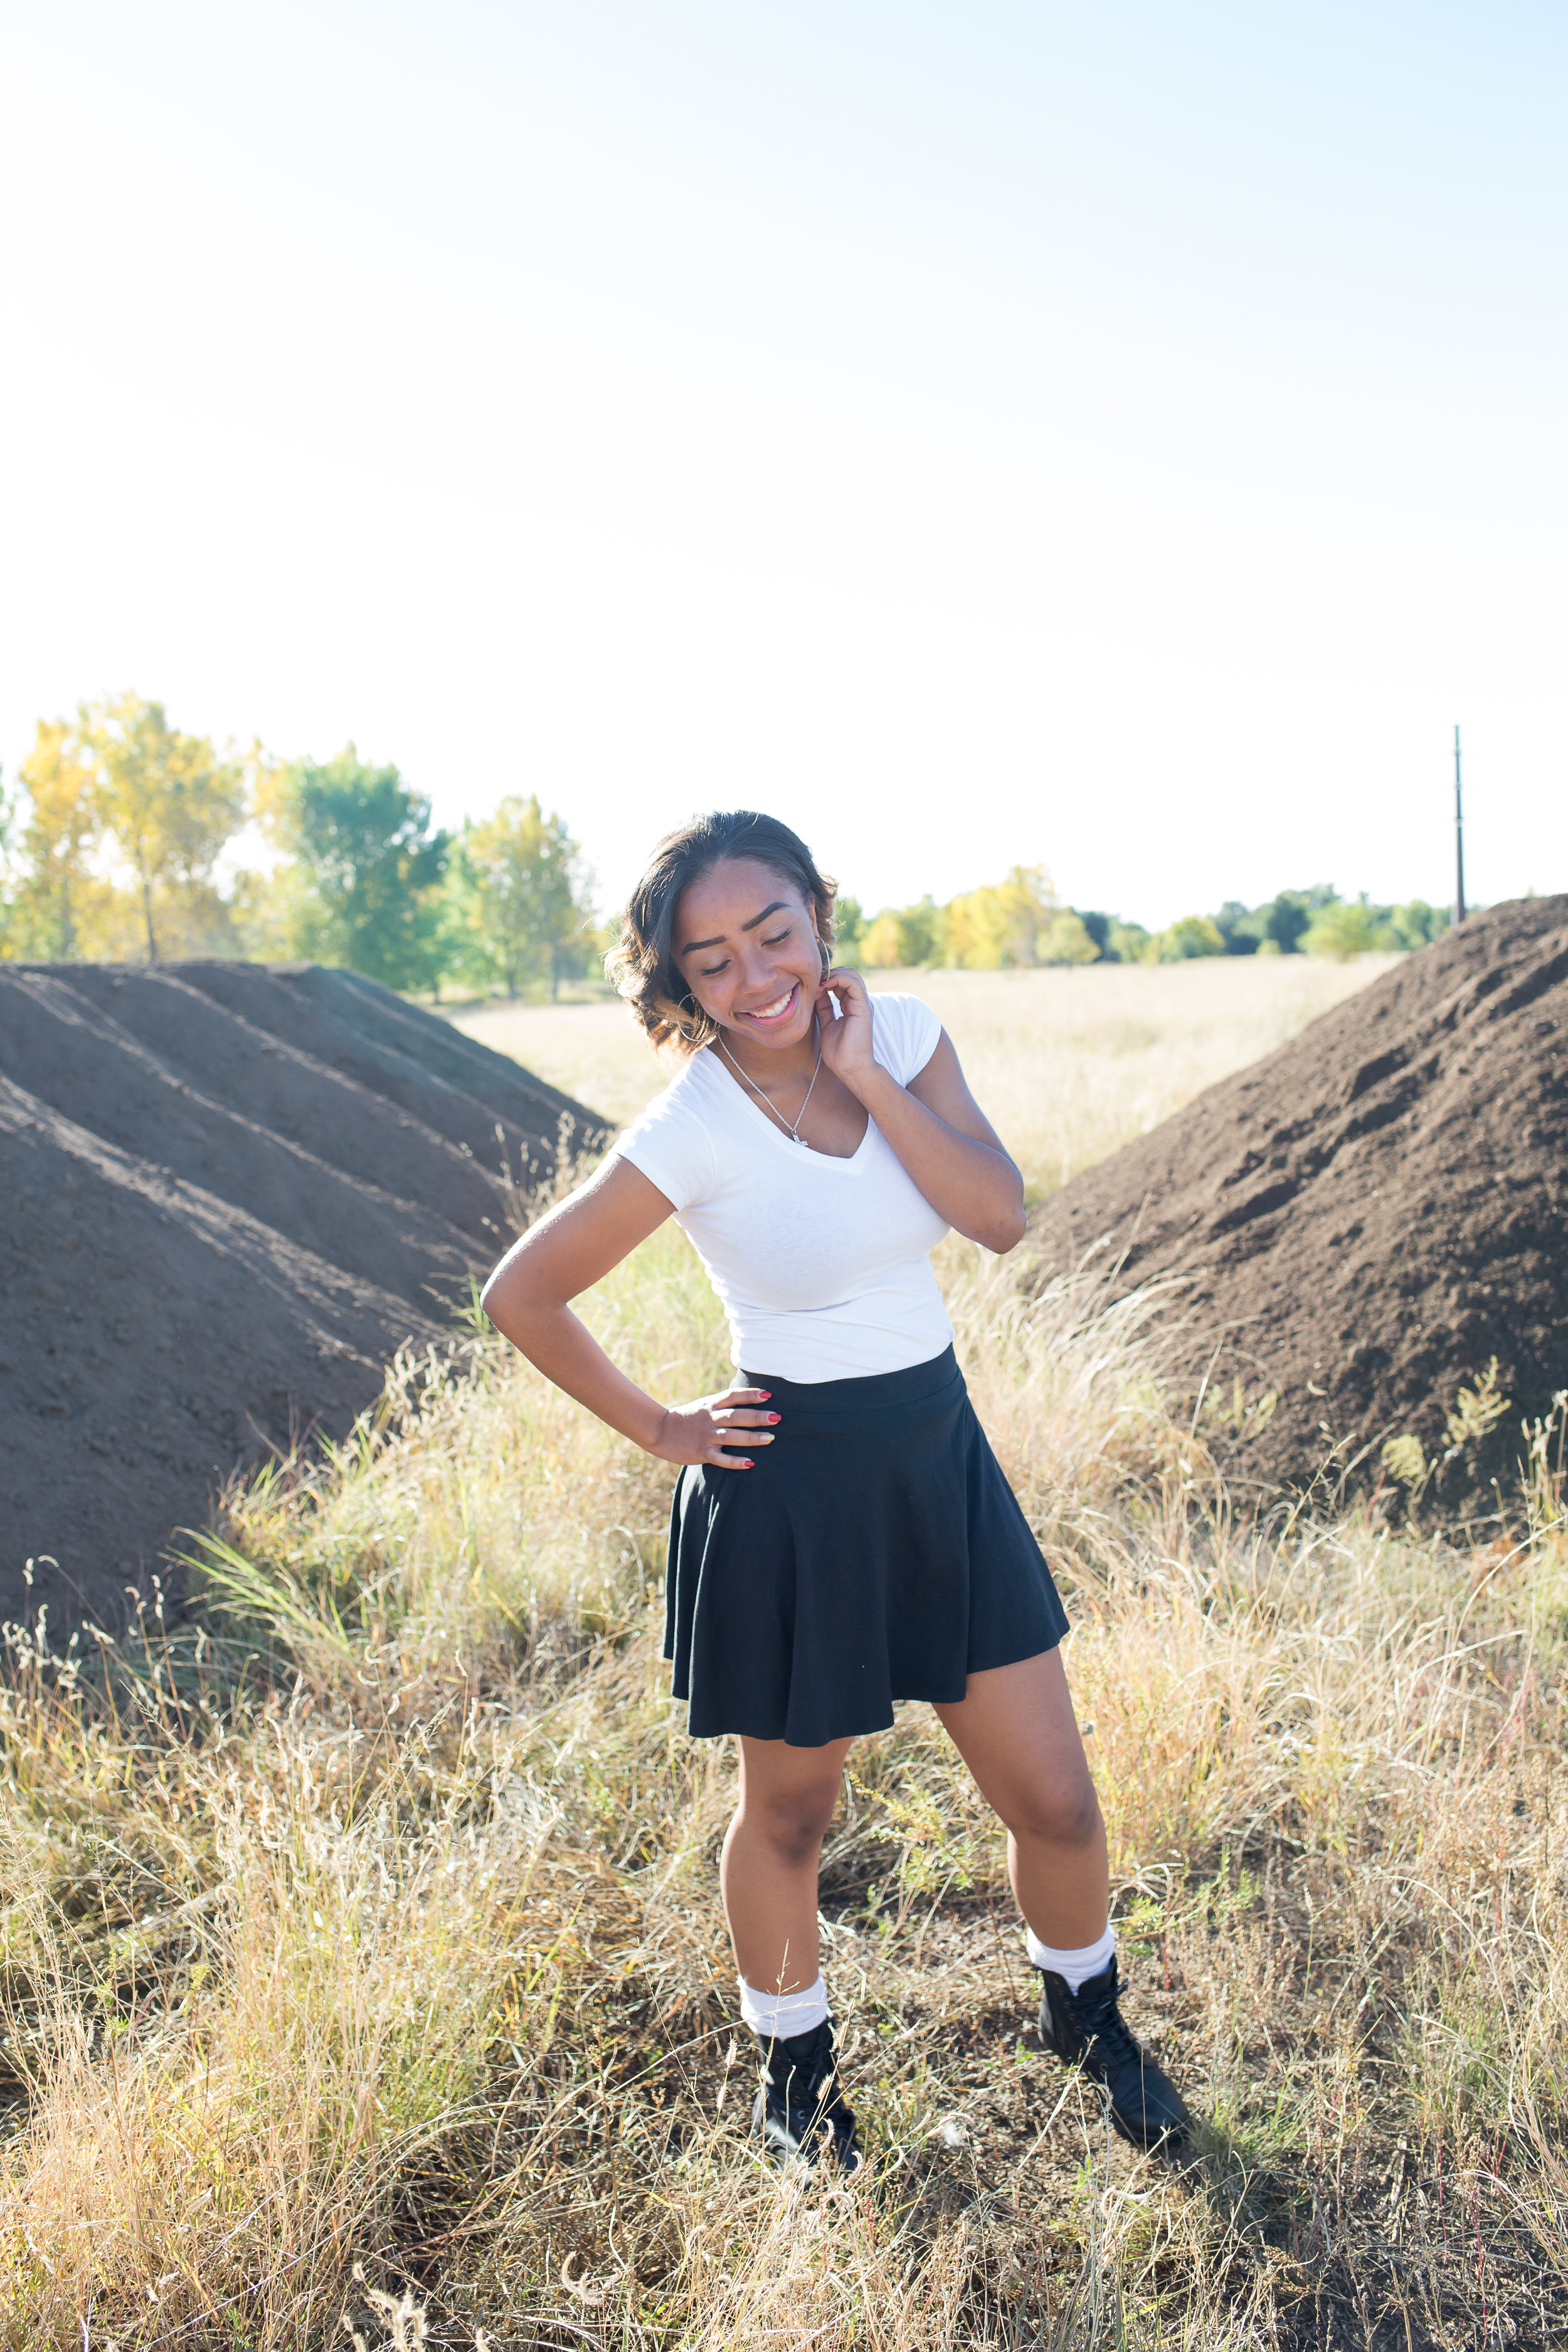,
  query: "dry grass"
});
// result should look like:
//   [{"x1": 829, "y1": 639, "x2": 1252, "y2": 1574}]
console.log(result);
[
  {"x1": 6, "y1": 963, "x2": 1568, "y2": 2349},
  {"x1": 447, "y1": 955, "x2": 1399, "y2": 1194}
]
